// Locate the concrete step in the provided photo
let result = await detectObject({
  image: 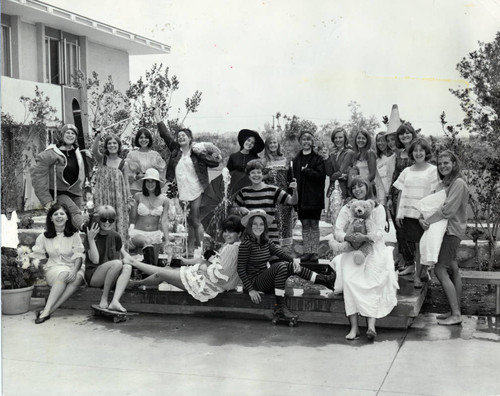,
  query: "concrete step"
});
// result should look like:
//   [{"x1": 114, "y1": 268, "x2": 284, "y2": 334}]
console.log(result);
[{"x1": 33, "y1": 277, "x2": 426, "y2": 329}]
